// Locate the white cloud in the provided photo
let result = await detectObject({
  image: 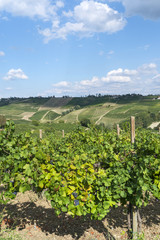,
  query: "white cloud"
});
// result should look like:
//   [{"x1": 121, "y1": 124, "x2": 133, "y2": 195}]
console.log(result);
[
  {"x1": 73, "y1": 1, "x2": 125, "y2": 33},
  {"x1": 101, "y1": 68, "x2": 135, "y2": 83},
  {"x1": 3, "y1": 68, "x2": 28, "y2": 81},
  {"x1": 152, "y1": 74, "x2": 160, "y2": 81},
  {"x1": 0, "y1": 0, "x2": 64, "y2": 20},
  {"x1": 52, "y1": 81, "x2": 69, "y2": 87},
  {"x1": 0, "y1": 51, "x2": 5, "y2": 56},
  {"x1": 0, "y1": 0, "x2": 126, "y2": 41},
  {"x1": 138, "y1": 63, "x2": 158, "y2": 75},
  {"x1": 43, "y1": 62, "x2": 160, "y2": 96},
  {"x1": 80, "y1": 76, "x2": 100, "y2": 86},
  {"x1": 112, "y1": 0, "x2": 160, "y2": 19},
  {"x1": 102, "y1": 75, "x2": 131, "y2": 83},
  {"x1": 63, "y1": 10, "x2": 73, "y2": 18},
  {"x1": 39, "y1": 1, "x2": 126, "y2": 41}
]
